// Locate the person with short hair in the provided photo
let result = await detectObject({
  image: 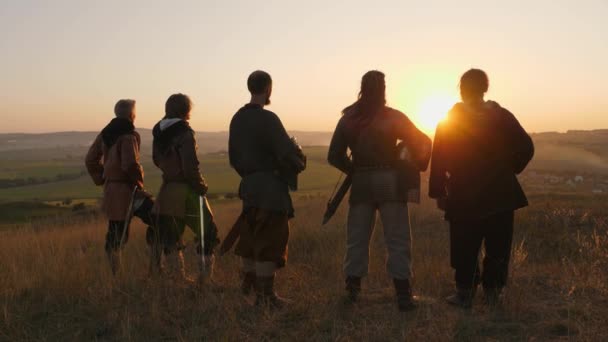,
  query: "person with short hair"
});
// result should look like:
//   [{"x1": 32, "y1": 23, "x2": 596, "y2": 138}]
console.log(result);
[
  {"x1": 85, "y1": 99, "x2": 155, "y2": 274},
  {"x1": 429, "y1": 69, "x2": 534, "y2": 307},
  {"x1": 150, "y1": 93, "x2": 219, "y2": 283},
  {"x1": 226, "y1": 70, "x2": 306, "y2": 307},
  {"x1": 328, "y1": 71, "x2": 432, "y2": 311}
]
